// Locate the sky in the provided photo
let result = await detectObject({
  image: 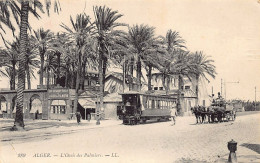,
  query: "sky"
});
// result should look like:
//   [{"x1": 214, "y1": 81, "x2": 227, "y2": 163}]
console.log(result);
[{"x1": 0, "y1": 0, "x2": 260, "y2": 101}]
